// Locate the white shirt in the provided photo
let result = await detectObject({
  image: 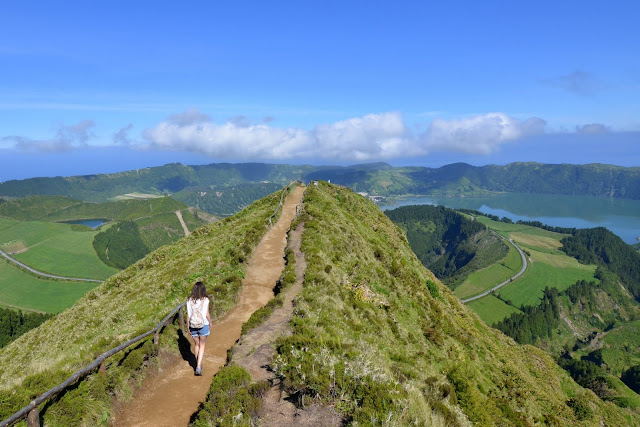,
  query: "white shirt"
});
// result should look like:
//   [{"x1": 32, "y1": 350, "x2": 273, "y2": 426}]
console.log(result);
[{"x1": 187, "y1": 297, "x2": 210, "y2": 326}]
